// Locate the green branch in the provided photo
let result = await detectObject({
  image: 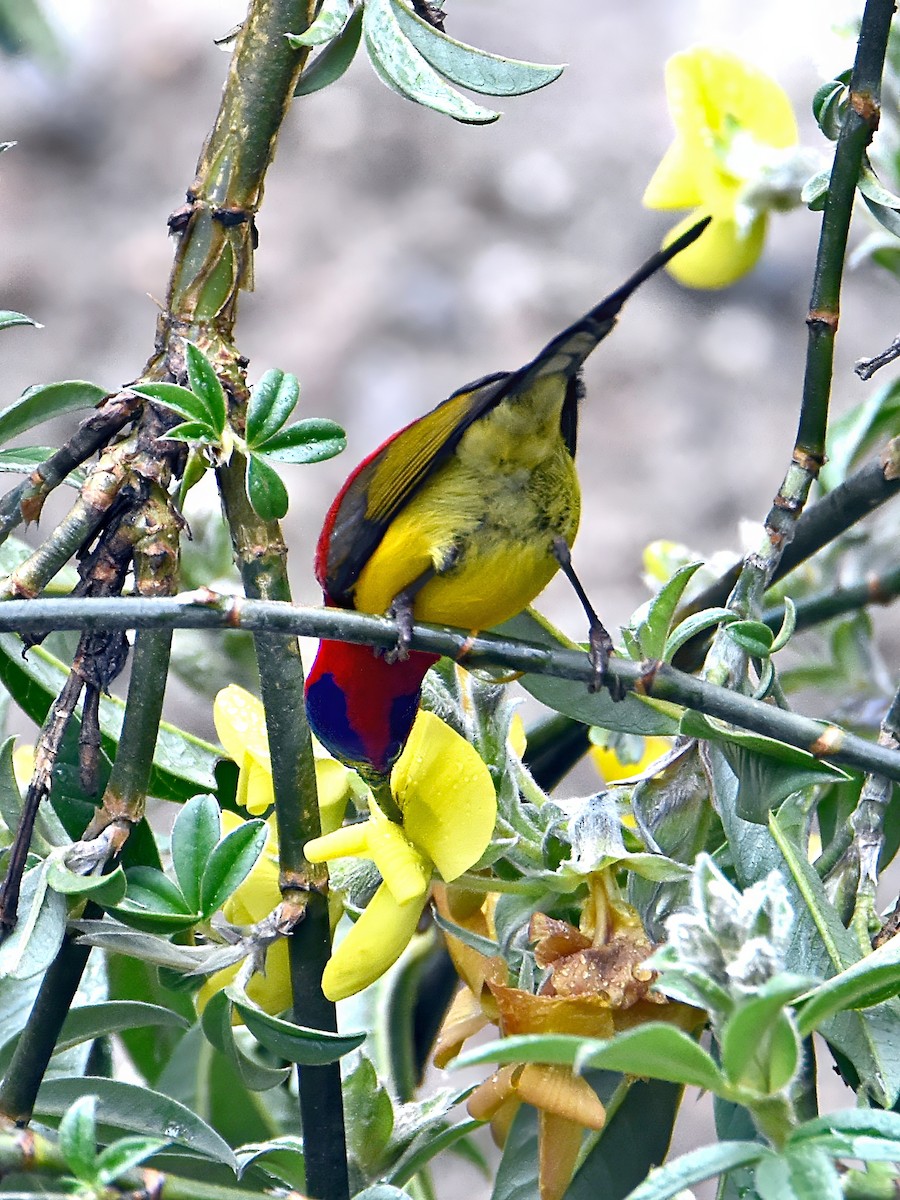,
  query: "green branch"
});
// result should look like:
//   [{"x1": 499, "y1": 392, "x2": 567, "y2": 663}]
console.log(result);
[
  {"x1": 0, "y1": 1126, "x2": 286, "y2": 1200},
  {"x1": 1, "y1": 593, "x2": 899, "y2": 782}
]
